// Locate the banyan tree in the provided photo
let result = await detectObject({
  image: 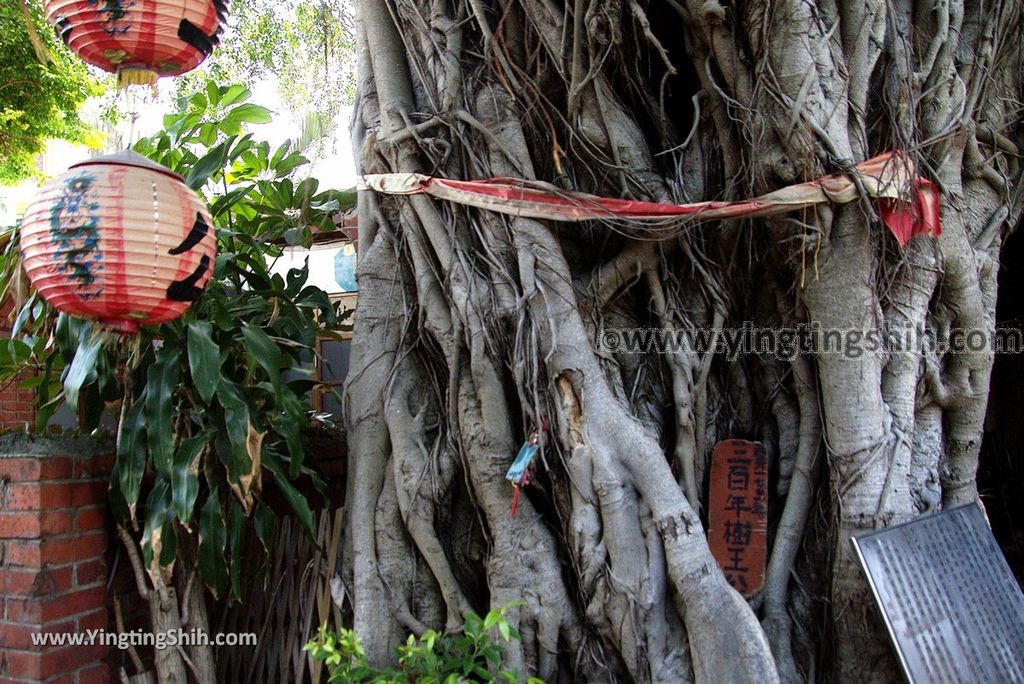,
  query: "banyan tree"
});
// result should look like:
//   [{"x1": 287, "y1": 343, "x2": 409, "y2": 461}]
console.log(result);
[{"x1": 341, "y1": 1, "x2": 1024, "y2": 681}]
